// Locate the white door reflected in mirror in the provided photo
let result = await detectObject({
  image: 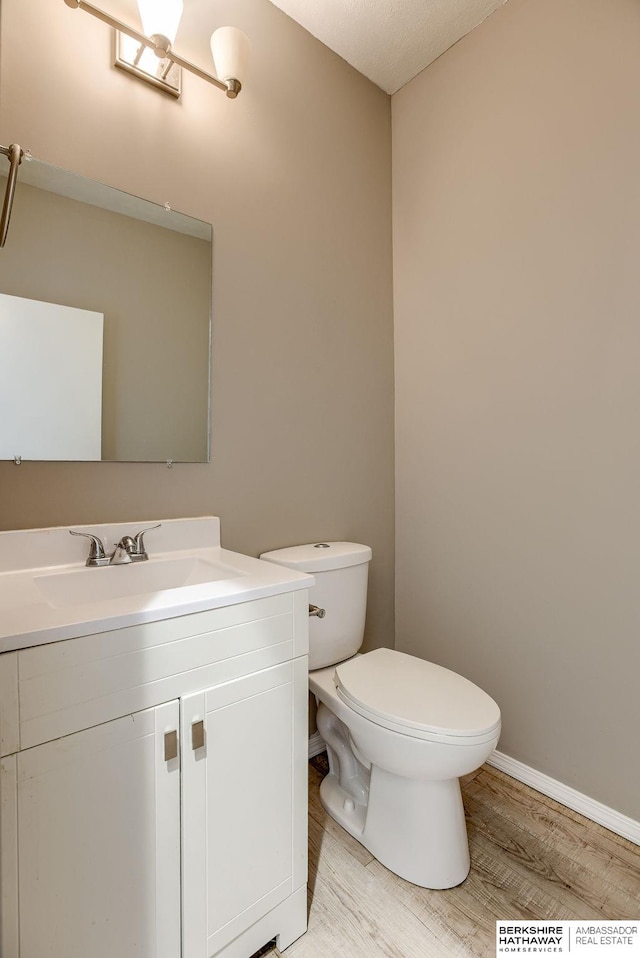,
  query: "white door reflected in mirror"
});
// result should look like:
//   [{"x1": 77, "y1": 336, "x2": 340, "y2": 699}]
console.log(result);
[{"x1": 0, "y1": 292, "x2": 103, "y2": 461}]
